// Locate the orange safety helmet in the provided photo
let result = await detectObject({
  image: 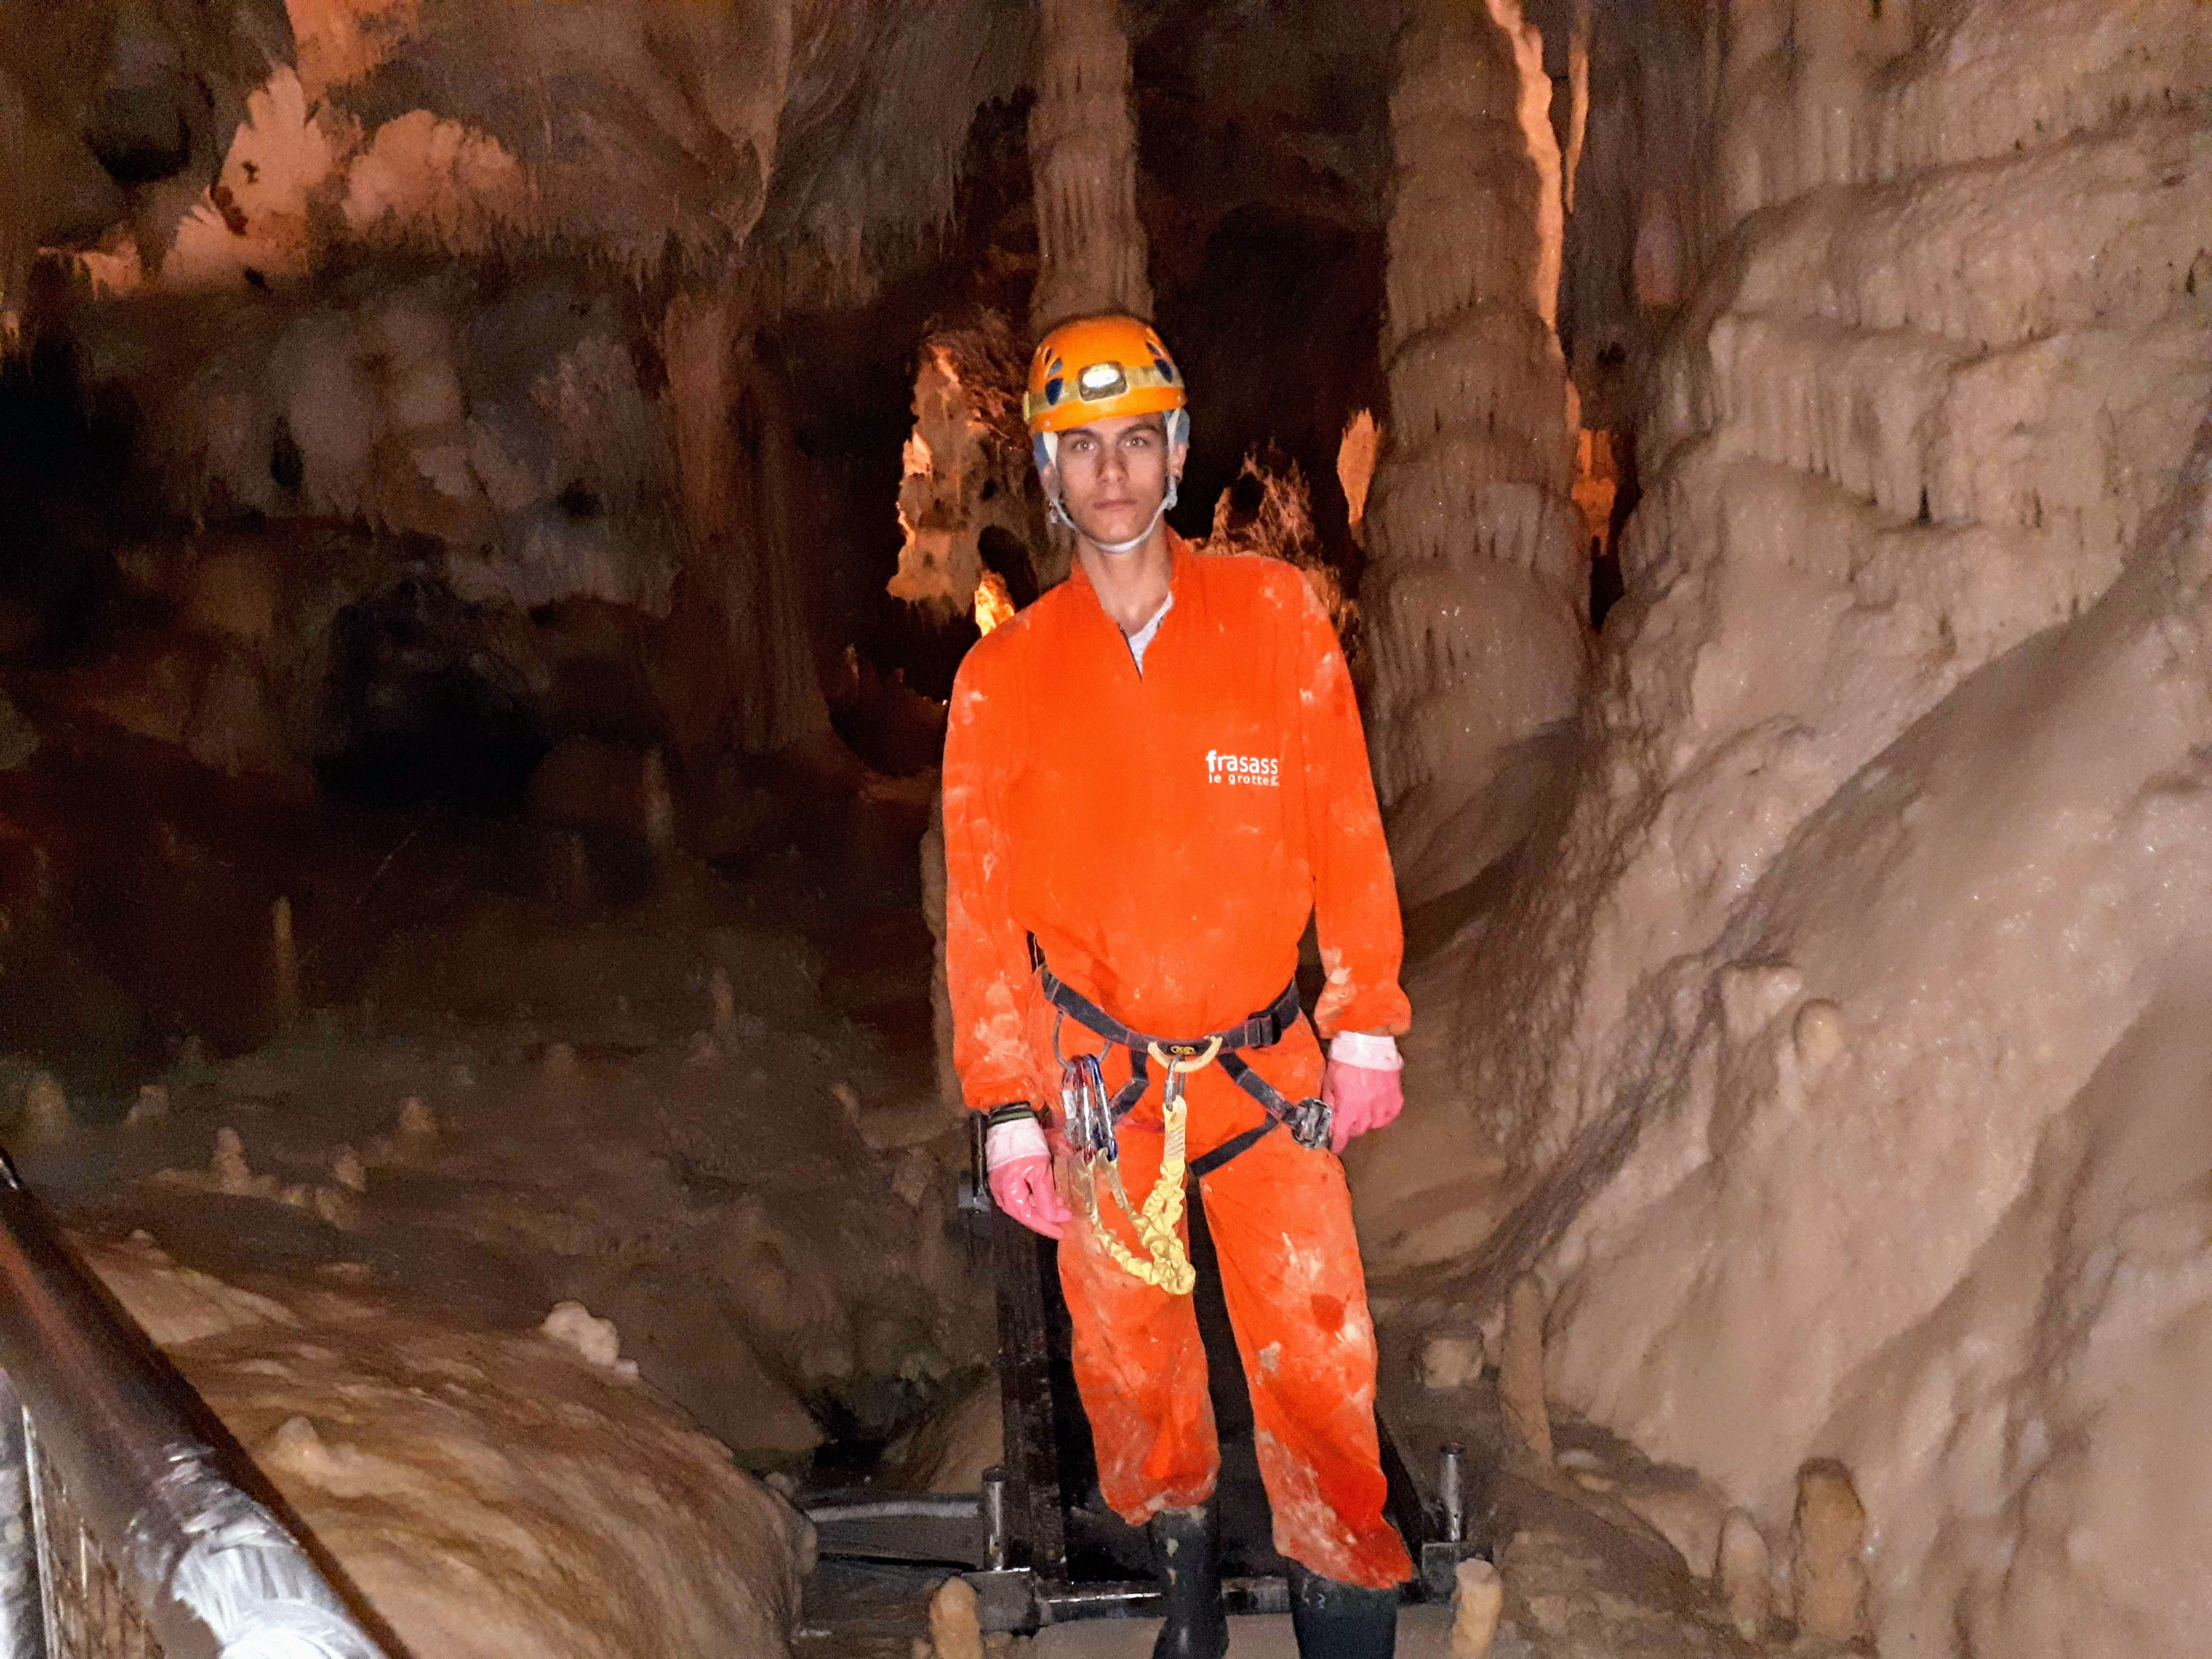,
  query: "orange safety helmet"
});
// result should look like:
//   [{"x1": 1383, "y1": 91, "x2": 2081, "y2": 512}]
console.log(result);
[
  {"x1": 1024, "y1": 315, "x2": 1187, "y2": 435},
  {"x1": 1024, "y1": 315, "x2": 1191, "y2": 484}
]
